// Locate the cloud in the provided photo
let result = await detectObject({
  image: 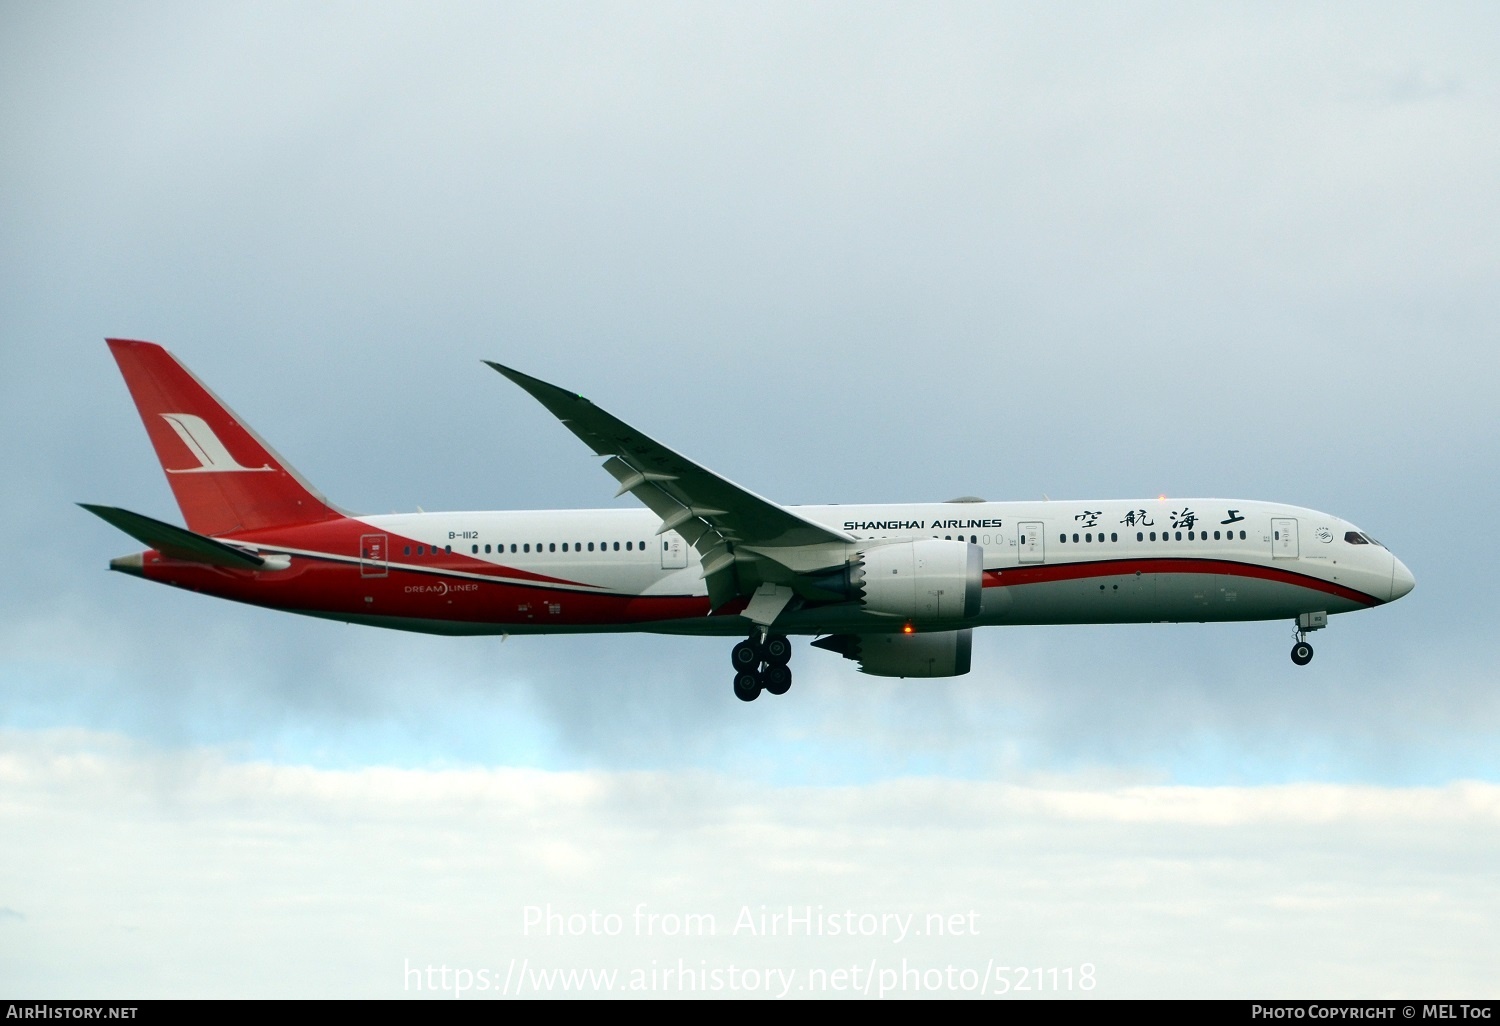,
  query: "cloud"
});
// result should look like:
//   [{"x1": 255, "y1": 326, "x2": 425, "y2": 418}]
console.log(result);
[{"x1": 2, "y1": 729, "x2": 1497, "y2": 997}]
